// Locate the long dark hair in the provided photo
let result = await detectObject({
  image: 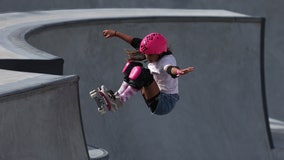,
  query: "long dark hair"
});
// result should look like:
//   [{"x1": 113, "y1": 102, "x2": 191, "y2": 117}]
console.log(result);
[
  {"x1": 125, "y1": 49, "x2": 146, "y2": 61},
  {"x1": 125, "y1": 47, "x2": 172, "y2": 62}
]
